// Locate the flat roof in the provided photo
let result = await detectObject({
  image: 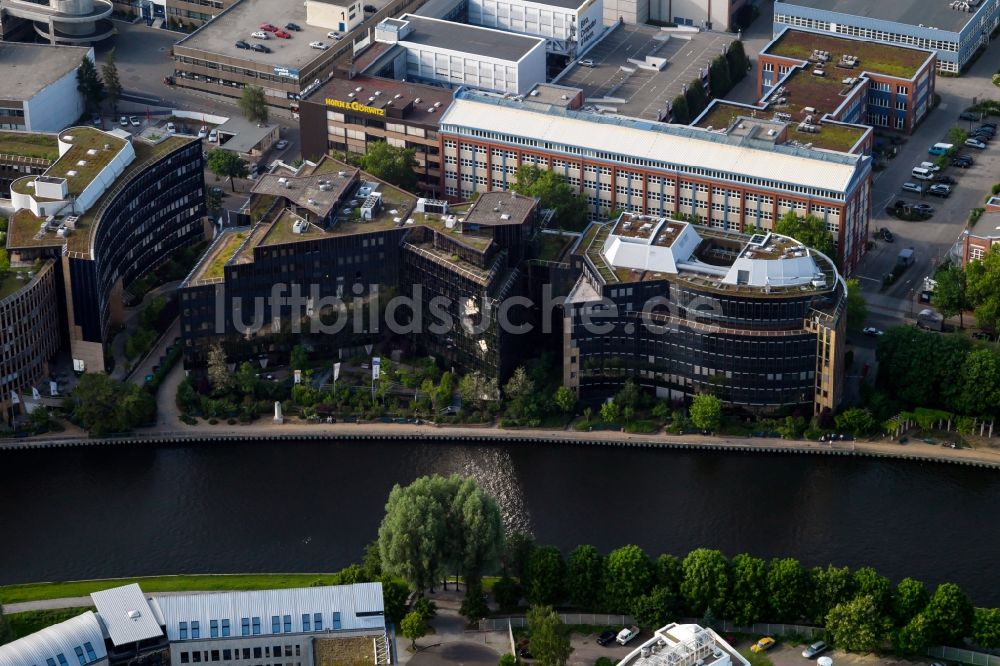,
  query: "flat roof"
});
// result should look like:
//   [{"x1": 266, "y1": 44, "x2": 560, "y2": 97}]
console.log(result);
[
  {"x1": 557, "y1": 23, "x2": 734, "y2": 121},
  {"x1": 775, "y1": 0, "x2": 988, "y2": 34},
  {"x1": 693, "y1": 101, "x2": 868, "y2": 153},
  {"x1": 765, "y1": 27, "x2": 934, "y2": 79},
  {"x1": 216, "y1": 115, "x2": 277, "y2": 153},
  {"x1": 306, "y1": 75, "x2": 453, "y2": 126},
  {"x1": 463, "y1": 191, "x2": 537, "y2": 226},
  {"x1": 91, "y1": 584, "x2": 164, "y2": 647},
  {"x1": 175, "y1": 0, "x2": 333, "y2": 73},
  {"x1": 526, "y1": 83, "x2": 582, "y2": 107},
  {"x1": 442, "y1": 92, "x2": 863, "y2": 193},
  {"x1": 0, "y1": 131, "x2": 59, "y2": 160},
  {"x1": 621, "y1": 624, "x2": 748, "y2": 666},
  {"x1": 398, "y1": 14, "x2": 544, "y2": 61},
  {"x1": 0, "y1": 43, "x2": 92, "y2": 101},
  {"x1": 516, "y1": 0, "x2": 591, "y2": 10},
  {"x1": 970, "y1": 210, "x2": 1000, "y2": 238},
  {"x1": 251, "y1": 158, "x2": 358, "y2": 218}
]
